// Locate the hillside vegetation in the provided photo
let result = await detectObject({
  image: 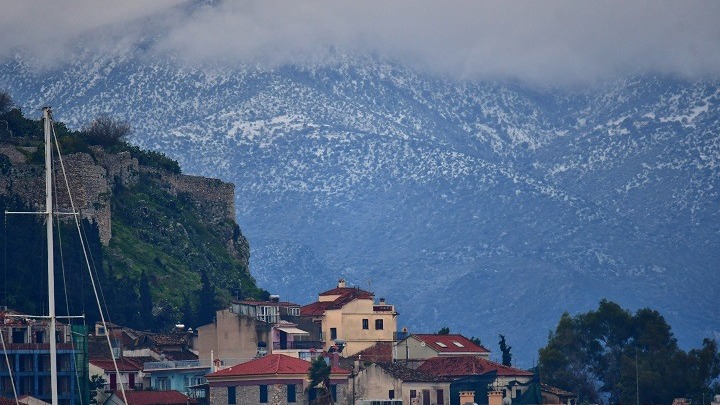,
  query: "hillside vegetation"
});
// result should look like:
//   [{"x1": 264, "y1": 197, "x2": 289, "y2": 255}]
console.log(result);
[{"x1": 0, "y1": 99, "x2": 267, "y2": 331}]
